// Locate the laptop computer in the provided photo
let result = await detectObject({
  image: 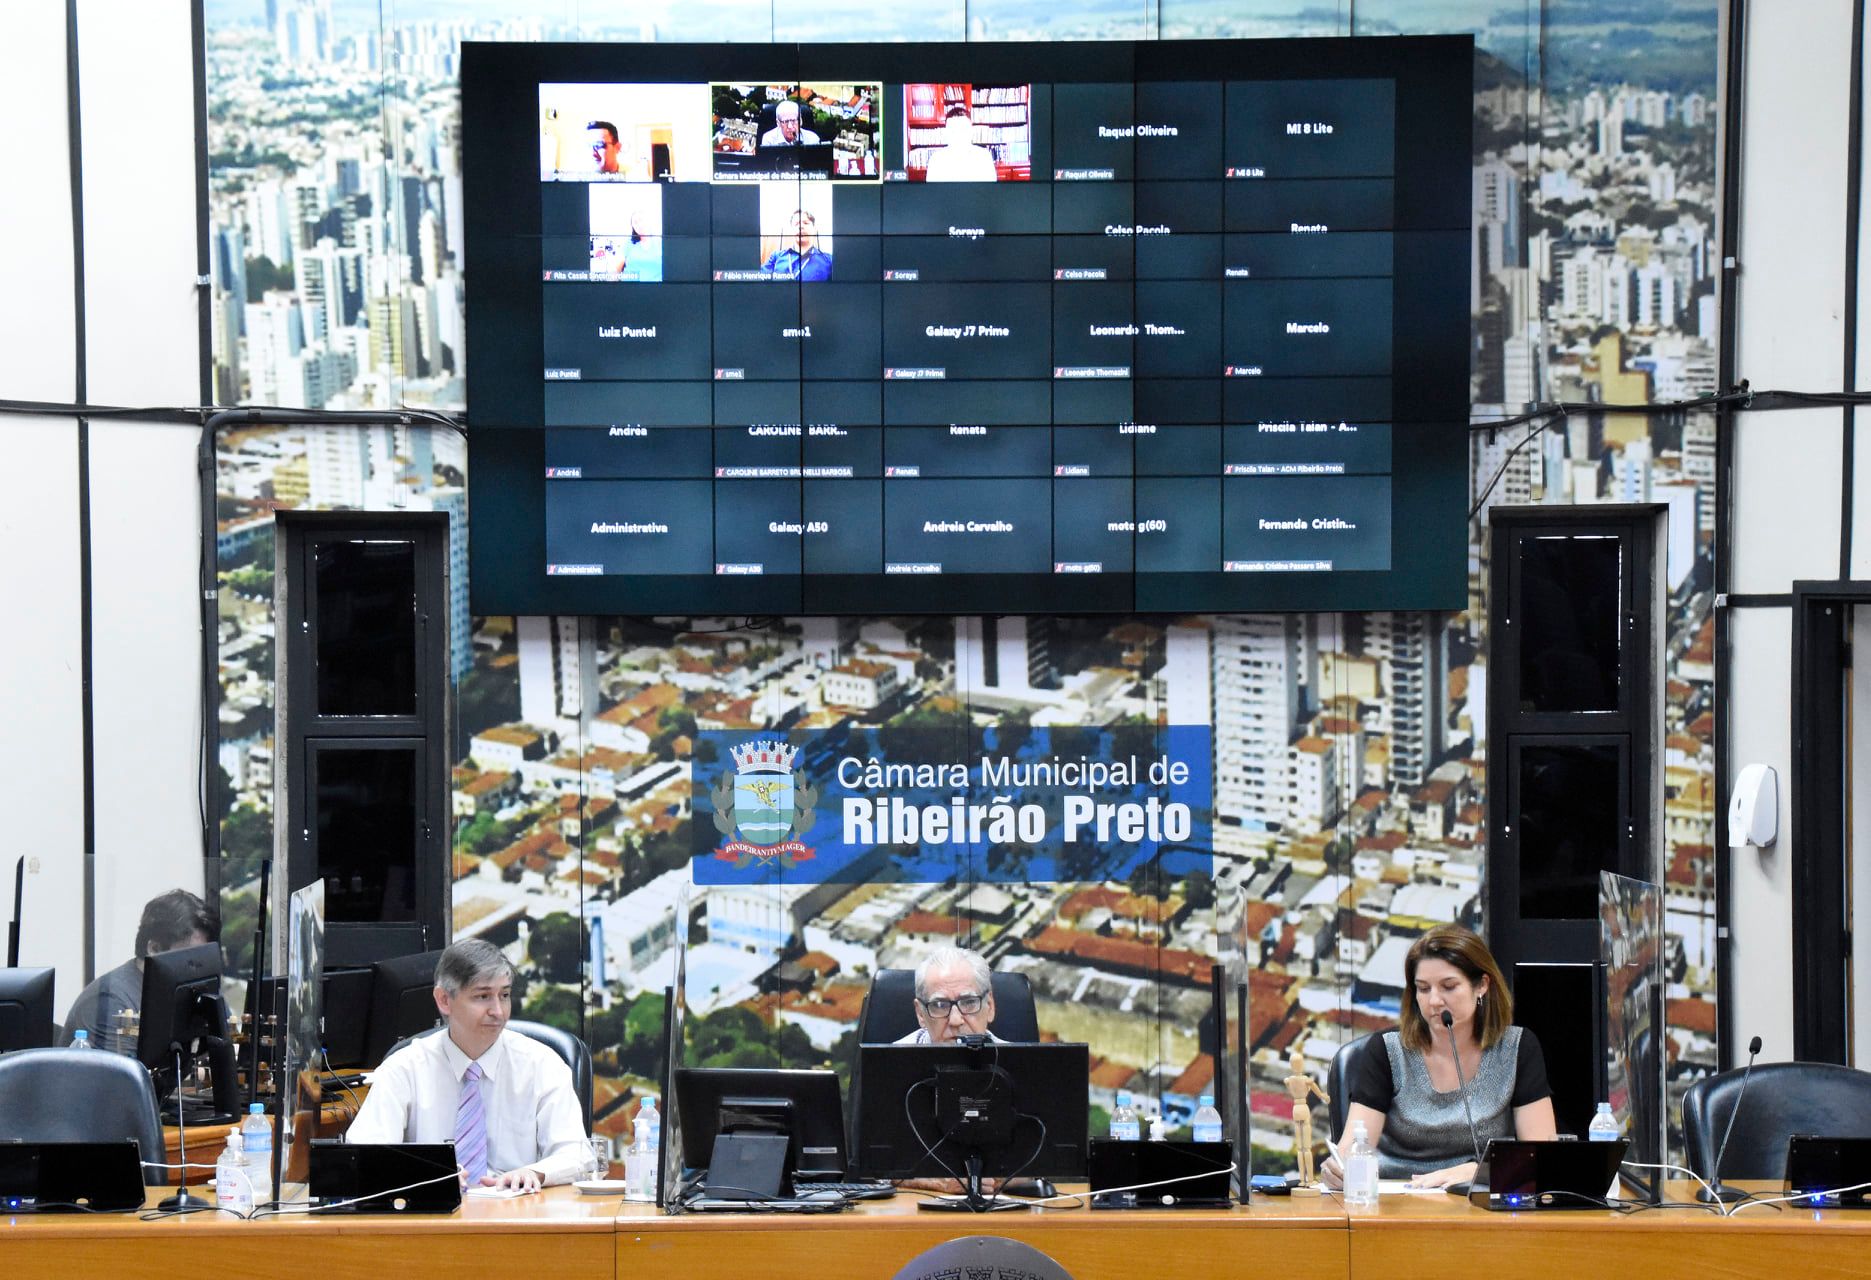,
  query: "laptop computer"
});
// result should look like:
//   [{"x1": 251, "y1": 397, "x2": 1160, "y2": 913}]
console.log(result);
[
  {"x1": 0, "y1": 1140, "x2": 146, "y2": 1212},
  {"x1": 1469, "y1": 1138, "x2": 1628, "y2": 1210},
  {"x1": 308, "y1": 1140, "x2": 462, "y2": 1213},
  {"x1": 1784, "y1": 1136, "x2": 1871, "y2": 1207}
]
